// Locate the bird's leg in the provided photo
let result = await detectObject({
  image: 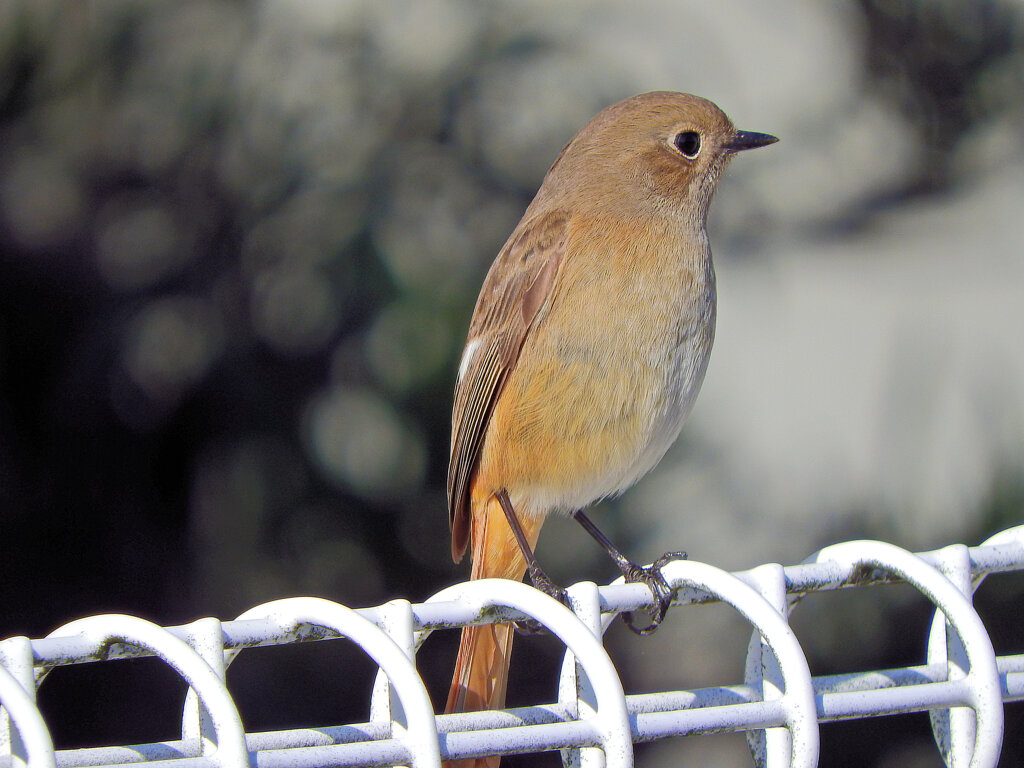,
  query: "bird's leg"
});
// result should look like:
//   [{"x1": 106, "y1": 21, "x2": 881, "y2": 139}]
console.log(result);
[
  {"x1": 496, "y1": 490, "x2": 568, "y2": 634},
  {"x1": 572, "y1": 509, "x2": 686, "y2": 635}
]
